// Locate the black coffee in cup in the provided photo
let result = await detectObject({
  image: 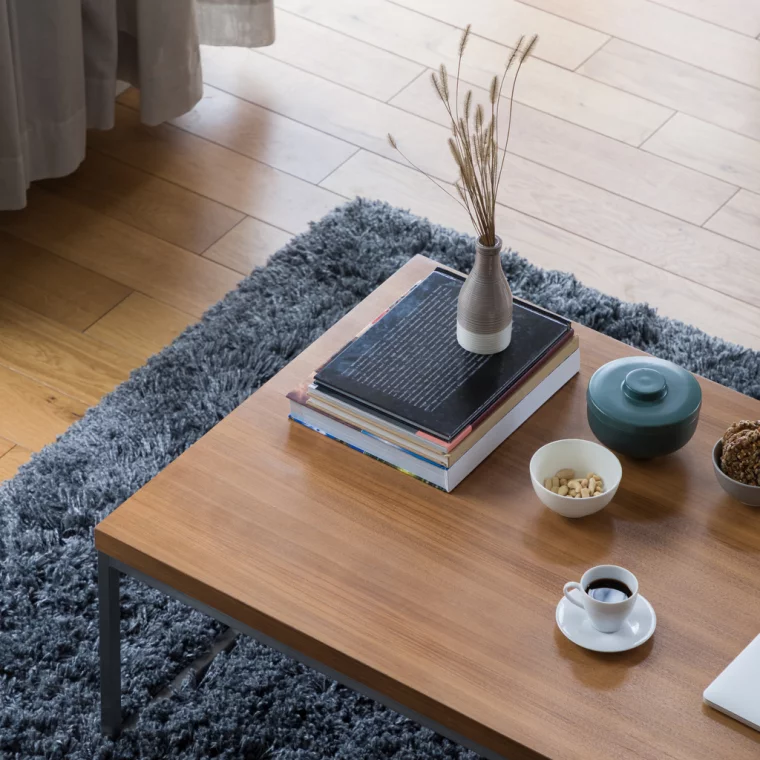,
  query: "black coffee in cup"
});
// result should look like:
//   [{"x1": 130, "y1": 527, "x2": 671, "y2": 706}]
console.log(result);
[{"x1": 585, "y1": 577, "x2": 632, "y2": 603}]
